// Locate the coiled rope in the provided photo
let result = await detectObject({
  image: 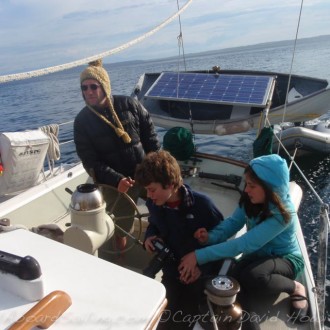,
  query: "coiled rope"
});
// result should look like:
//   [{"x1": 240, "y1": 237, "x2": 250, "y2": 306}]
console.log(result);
[
  {"x1": 0, "y1": 0, "x2": 193, "y2": 83},
  {"x1": 39, "y1": 124, "x2": 61, "y2": 162}
]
